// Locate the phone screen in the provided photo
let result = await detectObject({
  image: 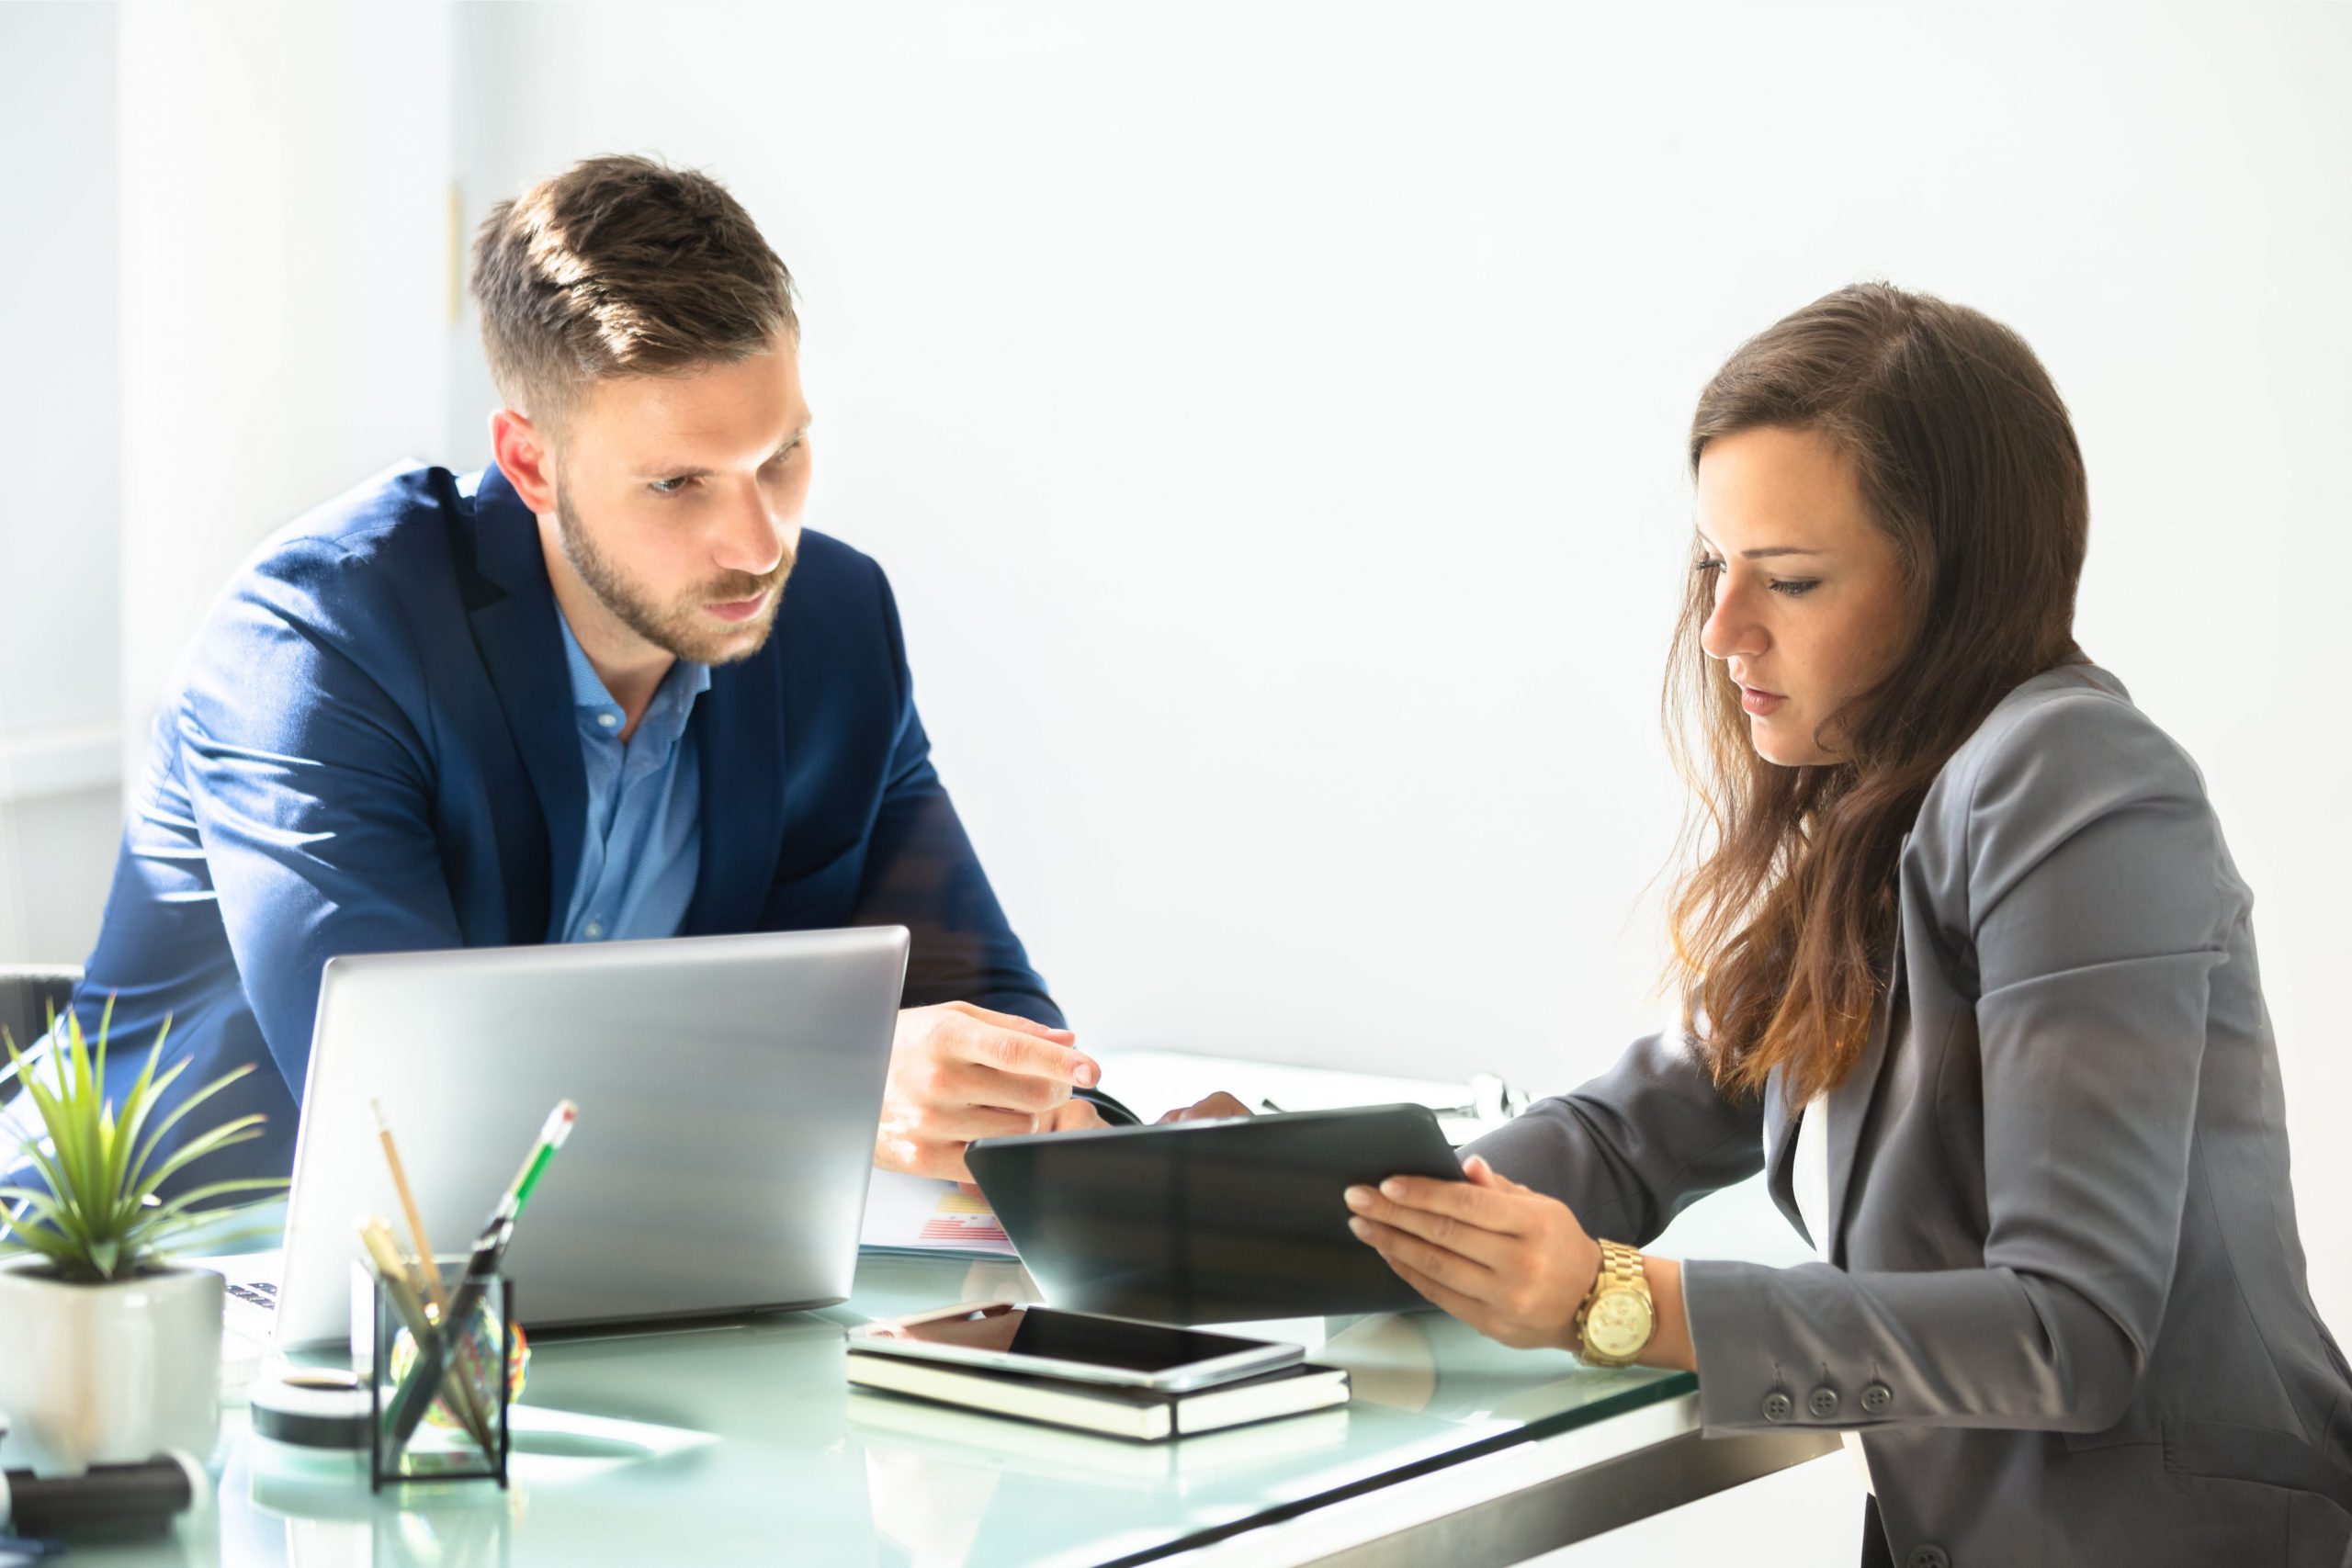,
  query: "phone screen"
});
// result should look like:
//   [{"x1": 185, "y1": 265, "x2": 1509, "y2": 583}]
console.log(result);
[{"x1": 879, "y1": 1305, "x2": 1270, "y2": 1372}]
